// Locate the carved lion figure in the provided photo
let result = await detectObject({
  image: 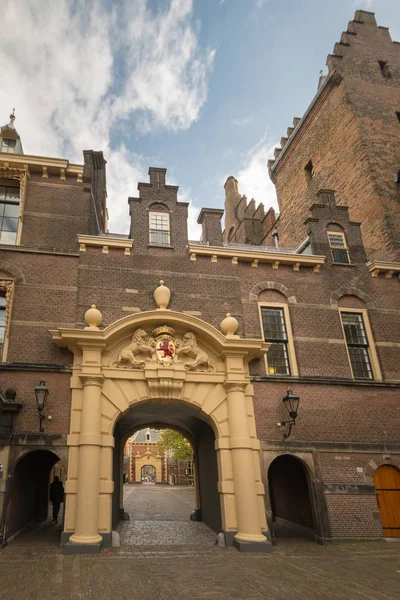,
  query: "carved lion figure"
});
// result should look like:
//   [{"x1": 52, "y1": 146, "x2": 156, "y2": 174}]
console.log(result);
[
  {"x1": 176, "y1": 332, "x2": 213, "y2": 371},
  {"x1": 114, "y1": 329, "x2": 155, "y2": 368}
]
